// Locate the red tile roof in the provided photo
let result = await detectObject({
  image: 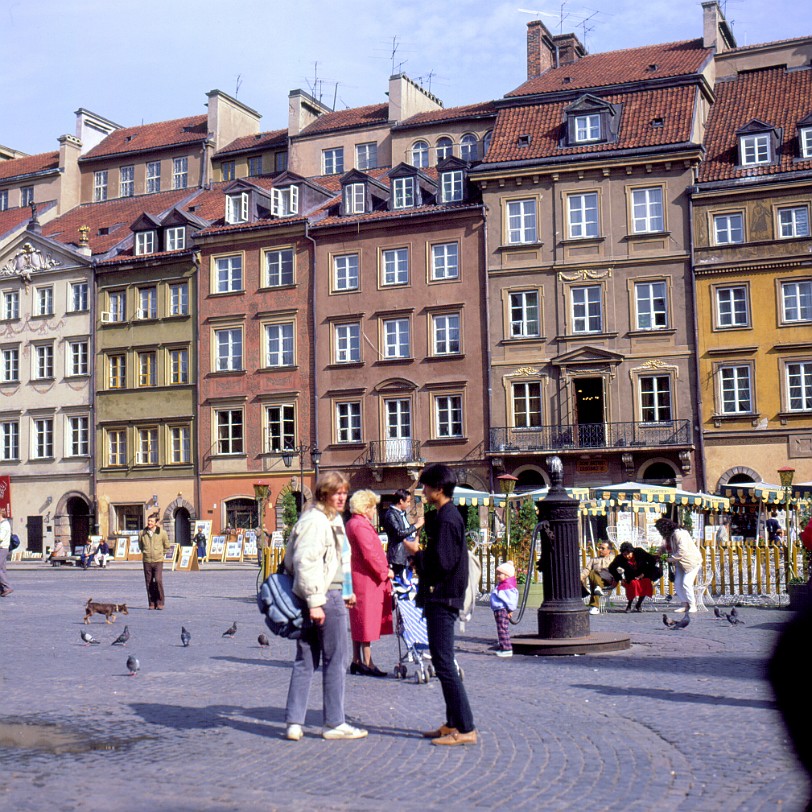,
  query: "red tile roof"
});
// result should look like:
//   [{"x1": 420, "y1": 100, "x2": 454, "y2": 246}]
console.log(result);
[
  {"x1": 0, "y1": 151, "x2": 59, "y2": 181},
  {"x1": 217, "y1": 129, "x2": 288, "y2": 155},
  {"x1": 0, "y1": 201, "x2": 57, "y2": 238},
  {"x1": 312, "y1": 201, "x2": 482, "y2": 230},
  {"x1": 43, "y1": 189, "x2": 200, "y2": 254},
  {"x1": 297, "y1": 104, "x2": 389, "y2": 137},
  {"x1": 81, "y1": 115, "x2": 208, "y2": 161},
  {"x1": 484, "y1": 86, "x2": 698, "y2": 165},
  {"x1": 397, "y1": 101, "x2": 498, "y2": 129},
  {"x1": 507, "y1": 39, "x2": 711, "y2": 97},
  {"x1": 698, "y1": 66, "x2": 812, "y2": 183}
]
